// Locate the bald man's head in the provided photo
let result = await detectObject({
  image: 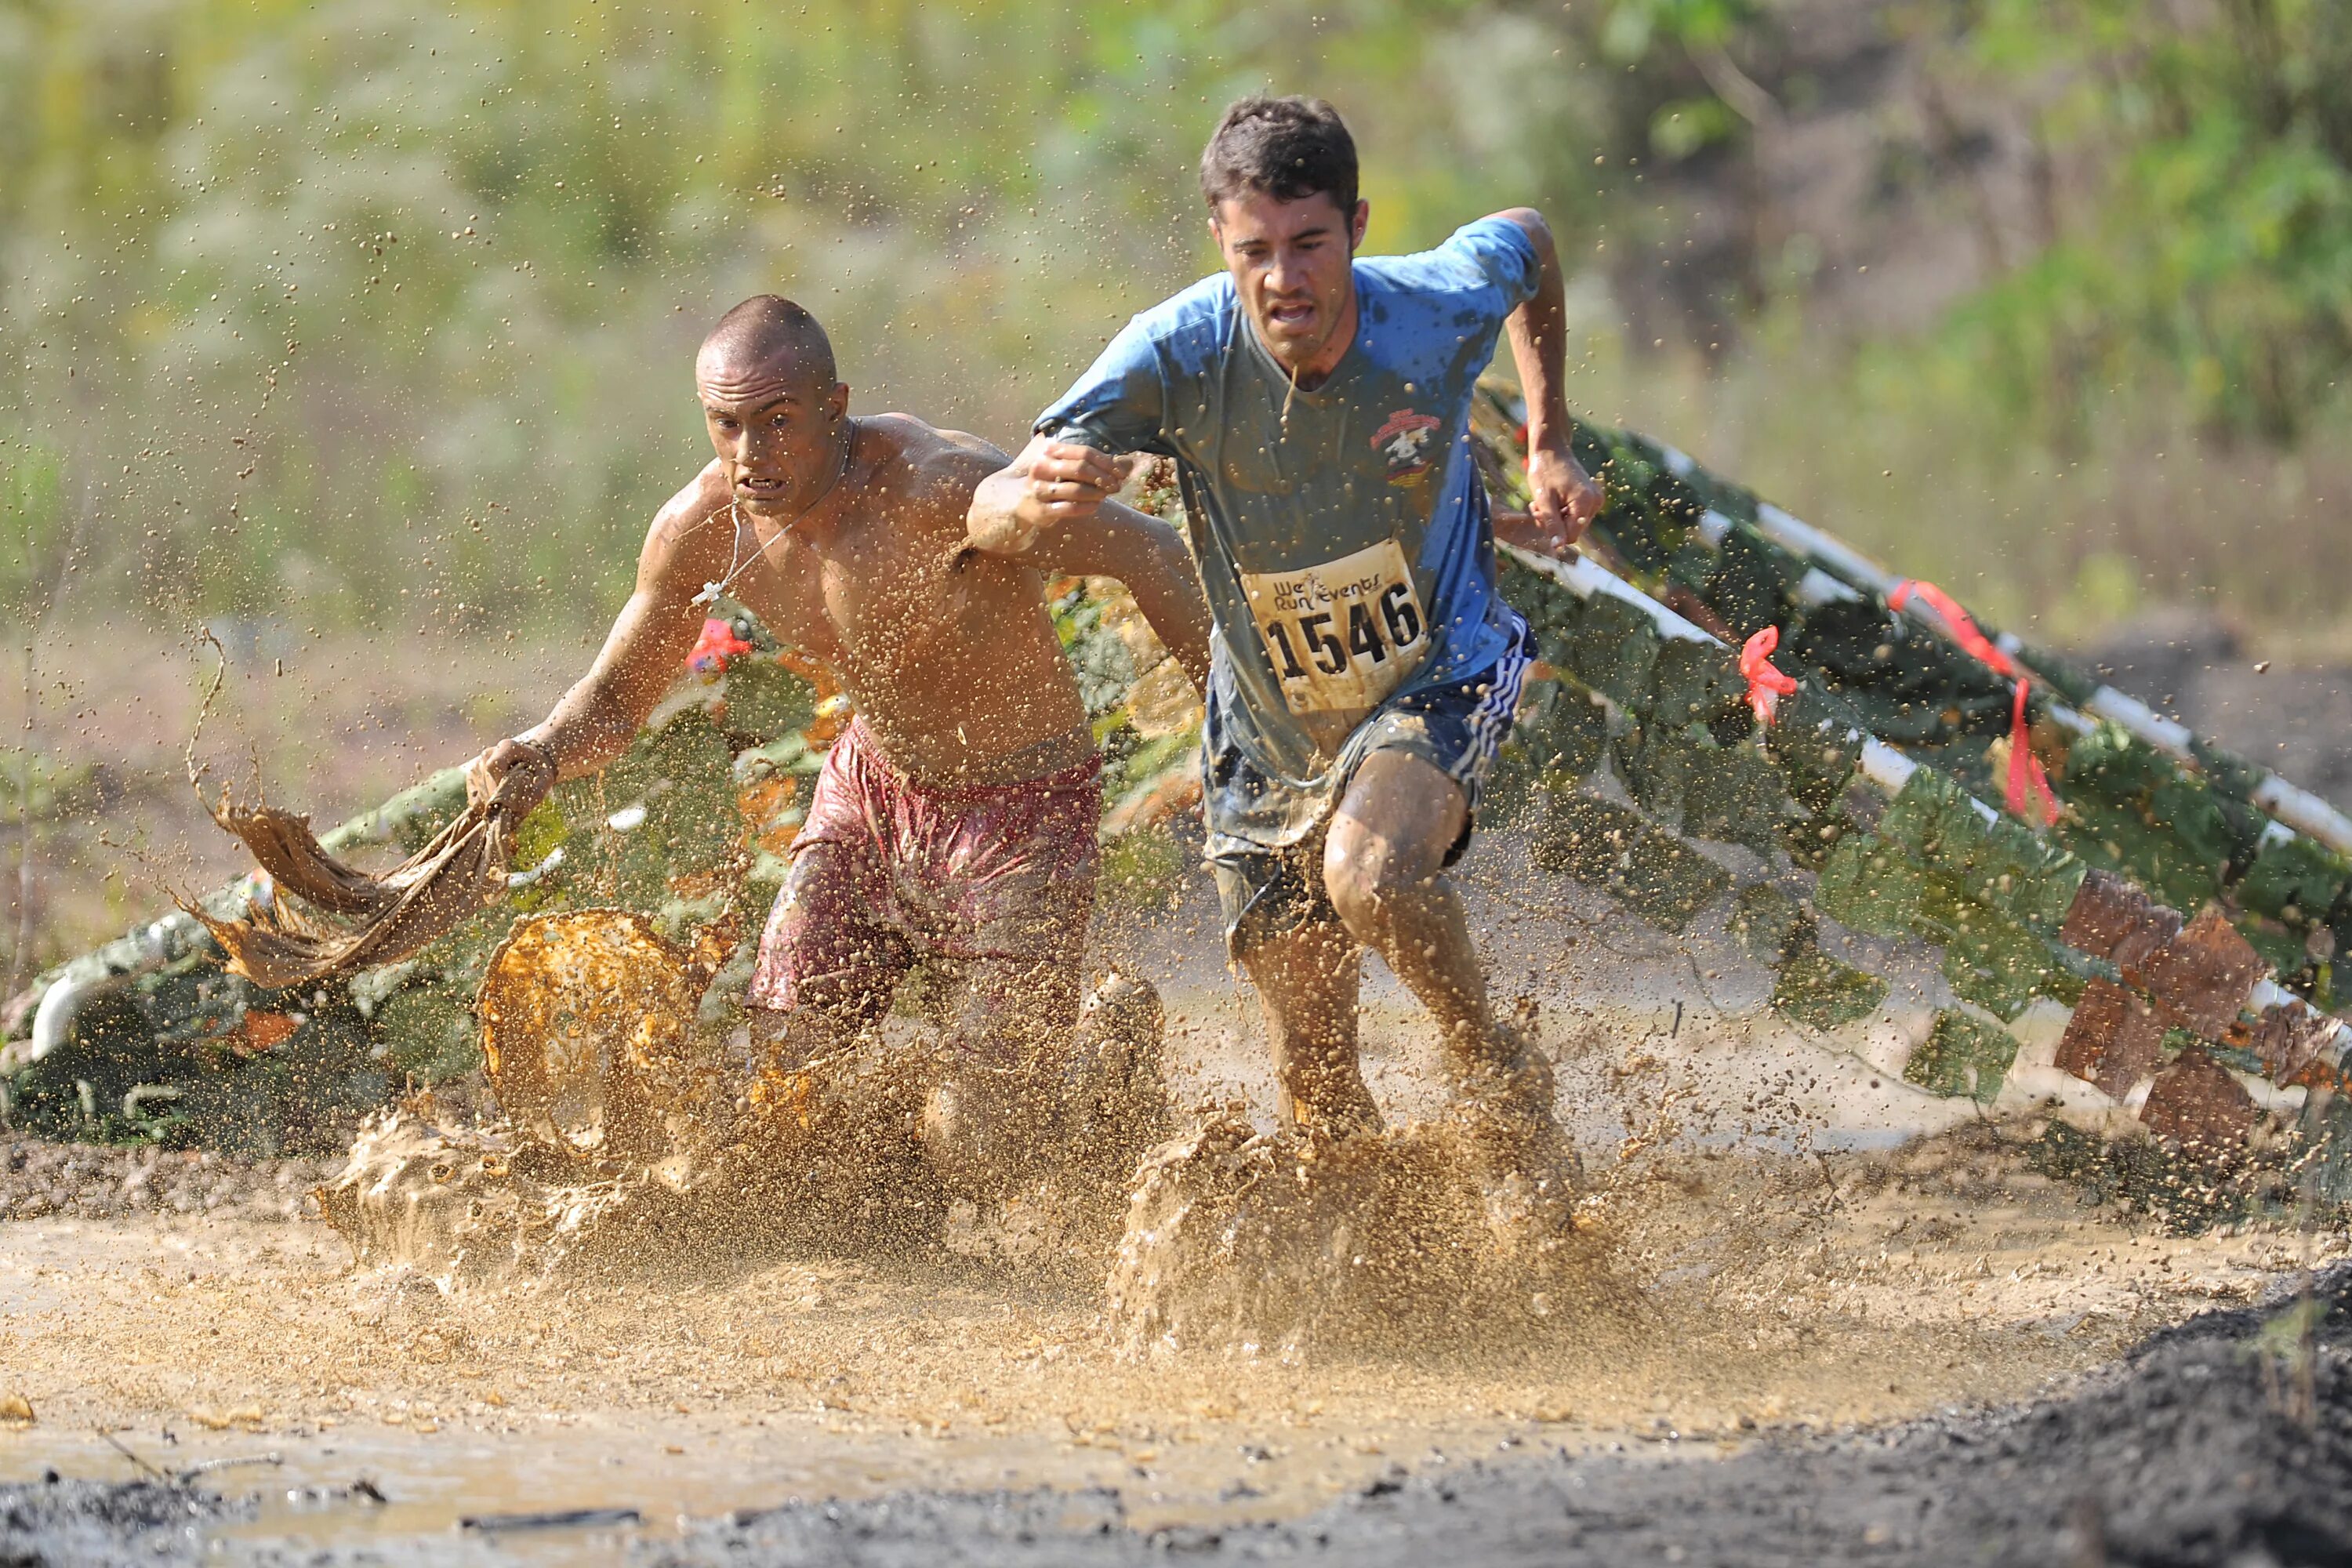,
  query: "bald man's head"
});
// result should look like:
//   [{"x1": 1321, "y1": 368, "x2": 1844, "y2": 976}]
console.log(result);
[
  {"x1": 696, "y1": 296, "x2": 851, "y2": 518},
  {"x1": 699, "y1": 296, "x2": 837, "y2": 390}
]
